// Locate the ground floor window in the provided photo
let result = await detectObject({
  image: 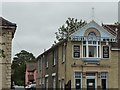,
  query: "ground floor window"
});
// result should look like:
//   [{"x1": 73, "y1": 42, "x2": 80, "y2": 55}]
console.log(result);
[
  {"x1": 53, "y1": 76, "x2": 56, "y2": 90},
  {"x1": 45, "y1": 77, "x2": 48, "y2": 90},
  {"x1": 75, "y1": 72, "x2": 82, "y2": 90},
  {"x1": 101, "y1": 72, "x2": 108, "y2": 89},
  {"x1": 61, "y1": 79, "x2": 64, "y2": 90},
  {"x1": 74, "y1": 72, "x2": 108, "y2": 89}
]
